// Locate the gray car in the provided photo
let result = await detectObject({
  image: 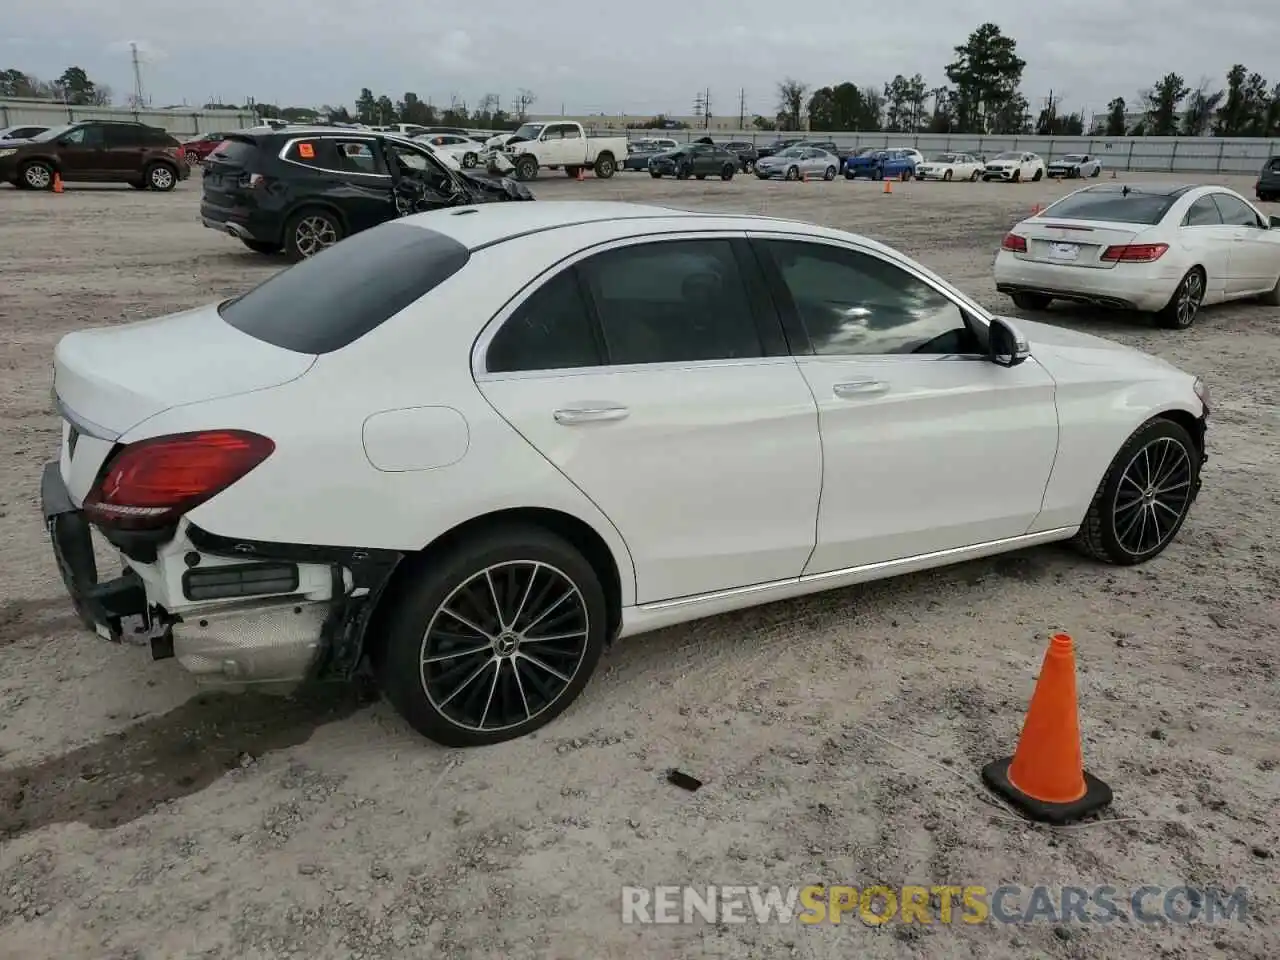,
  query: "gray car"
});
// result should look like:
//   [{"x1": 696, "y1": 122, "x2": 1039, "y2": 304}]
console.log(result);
[
  {"x1": 1046, "y1": 153, "x2": 1103, "y2": 179},
  {"x1": 755, "y1": 146, "x2": 839, "y2": 181}
]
